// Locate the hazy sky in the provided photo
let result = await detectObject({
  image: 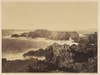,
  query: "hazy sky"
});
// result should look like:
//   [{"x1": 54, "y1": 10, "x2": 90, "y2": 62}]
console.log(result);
[{"x1": 2, "y1": 2, "x2": 97, "y2": 31}]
